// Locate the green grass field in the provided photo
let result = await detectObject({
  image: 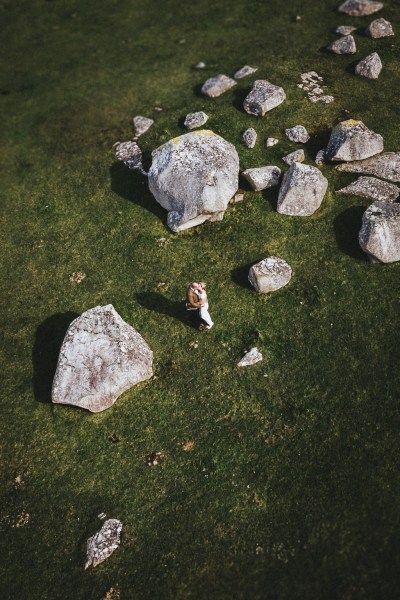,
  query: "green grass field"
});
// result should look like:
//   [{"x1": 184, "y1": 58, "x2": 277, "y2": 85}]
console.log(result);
[{"x1": 1, "y1": 0, "x2": 400, "y2": 598}]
